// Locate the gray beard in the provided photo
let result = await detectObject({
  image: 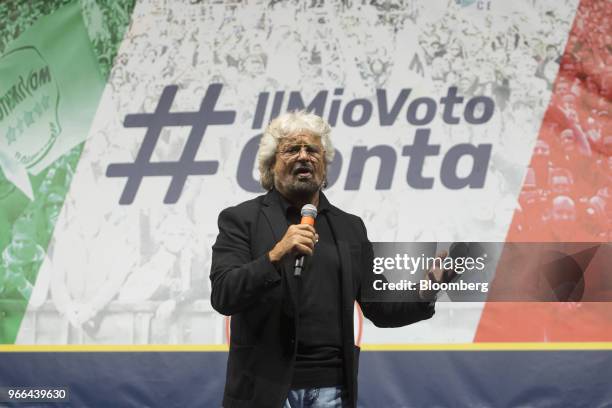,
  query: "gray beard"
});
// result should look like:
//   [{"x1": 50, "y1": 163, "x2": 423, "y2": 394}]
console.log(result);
[
  {"x1": 285, "y1": 179, "x2": 320, "y2": 200},
  {"x1": 275, "y1": 176, "x2": 321, "y2": 203}
]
